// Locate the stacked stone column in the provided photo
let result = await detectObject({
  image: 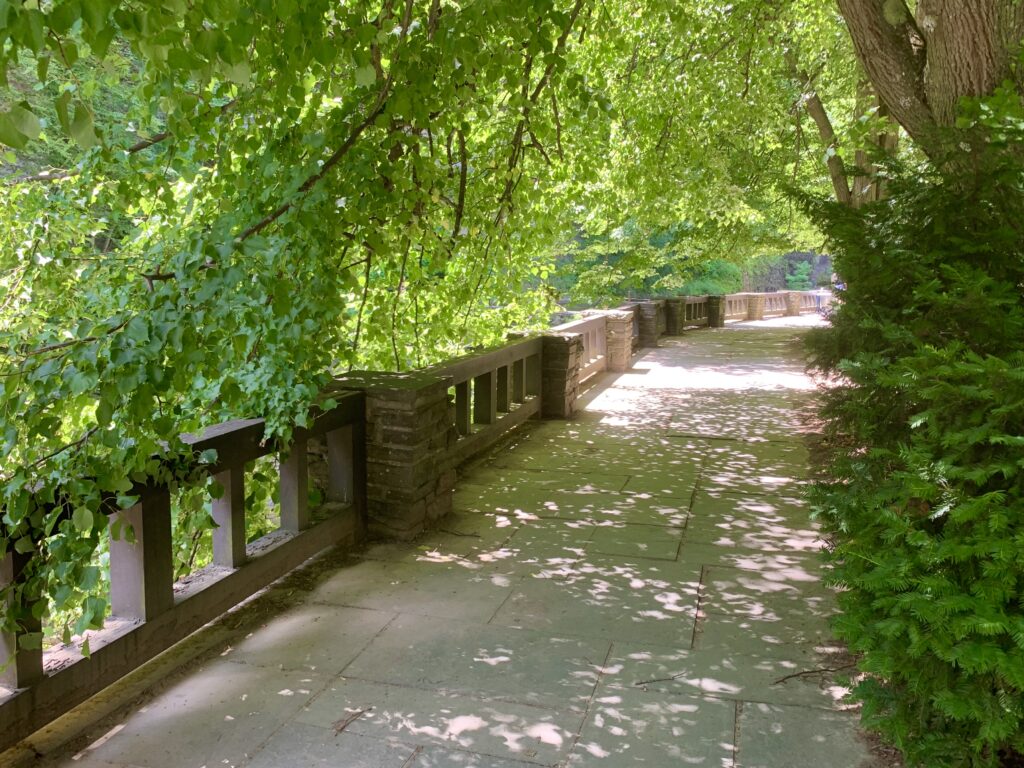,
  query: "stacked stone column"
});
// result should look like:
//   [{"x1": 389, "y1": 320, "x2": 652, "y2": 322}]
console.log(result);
[
  {"x1": 746, "y1": 294, "x2": 766, "y2": 321},
  {"x1": 665, "y1": 298, "x2": 684, "y2": 335},
  {"x1": 707, "y1": 295, "x2": 727, "y2": 327},
  {"x1": 541, "y1": 334, "x2": 584, "y2": 418},
  {"x1": 639, "y1": 301, "x2": 663, "y2": 347},
  {"x1": 605, "y1": 311, "x2": 635, "y2": 372},
  {"x1": 335, "y1": 372, "x2": 457, "y2": 539},
  {"x1": 785, "y1": 291, "x2": 802, "y2": 316}
]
